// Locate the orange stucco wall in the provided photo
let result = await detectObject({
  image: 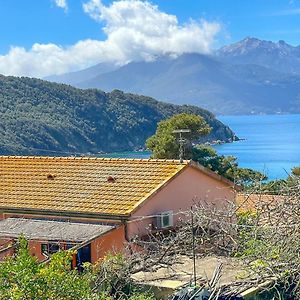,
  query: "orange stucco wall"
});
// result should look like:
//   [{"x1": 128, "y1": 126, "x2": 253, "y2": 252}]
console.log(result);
[
  {"x1": 0, "y1": 248, "x2": 14, "y2": 260},
  {"x1": 91, "y1": 225, "x2": 127, "y2": 263},
  {"x1": 0, "y1": 226, "x2": 127, "y2": 264},
  {"x1": 28, "y1": 240, "x2": 46, "y2": 261},
  {"x1": 0, "y1": 212, "x2": 124, "y2": 264},
  {"x1": 0, "y1": 238, "x2": 46, "y2": 261},
  {"x1": 0, "y1": 238, "x2": 14, "y2": 260},
  {"x1": 127, "y1": 166, "x2": 236, "y2": 239},
  {"x1": 0, "y1": 238, "x2": 12, "y2": 247}
]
